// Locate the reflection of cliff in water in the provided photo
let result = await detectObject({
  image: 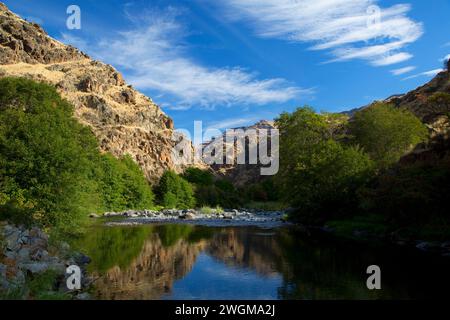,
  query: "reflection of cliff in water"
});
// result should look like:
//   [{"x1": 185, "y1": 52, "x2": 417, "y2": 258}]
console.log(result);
[
  {"x1": 82, "y1": 225, "x2": 450, "y2": 300},
  {"x1": 206, "y1": 228, "x2": 284, "y2": 277},
  {"x1": 93, "y1": 233, "x2": 206, "y2": 300}
]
